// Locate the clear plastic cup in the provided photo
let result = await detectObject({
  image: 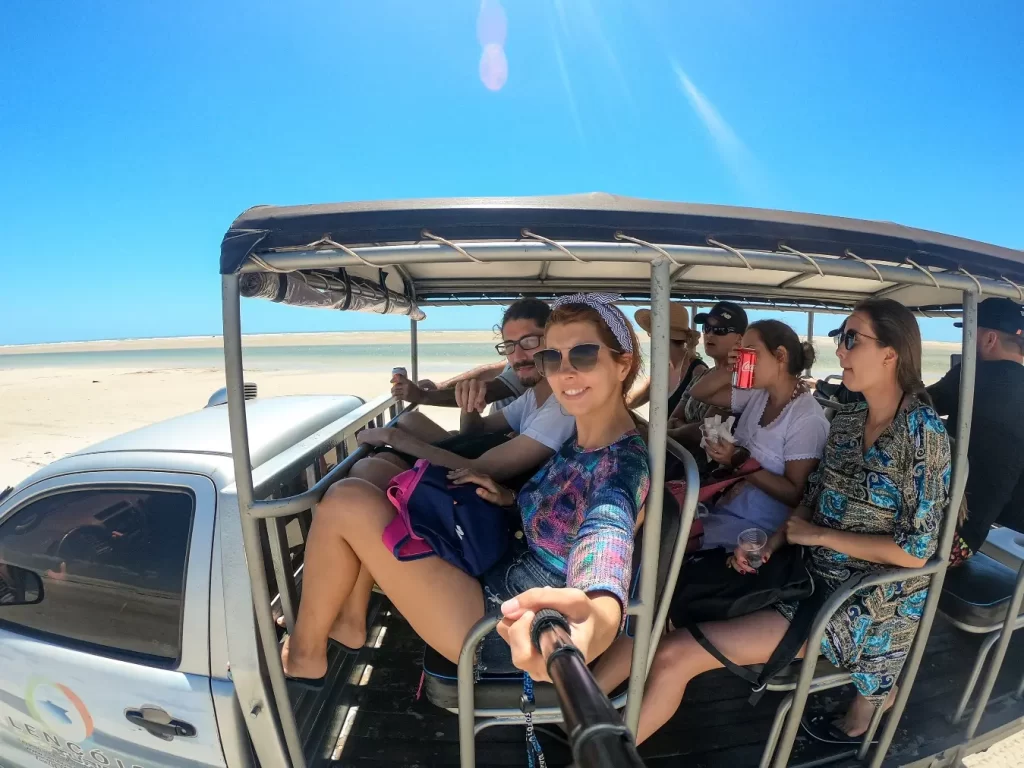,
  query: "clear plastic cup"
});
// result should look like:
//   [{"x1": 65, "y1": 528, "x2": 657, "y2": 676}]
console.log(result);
[{"x1": 738, "y1": 528, "x2": 768, "y2": 570}]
